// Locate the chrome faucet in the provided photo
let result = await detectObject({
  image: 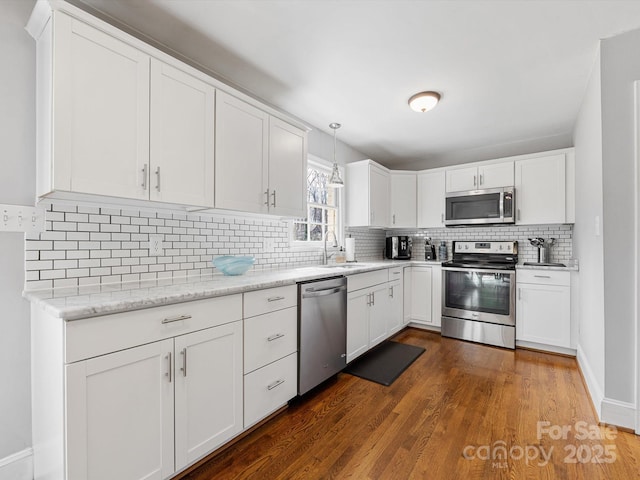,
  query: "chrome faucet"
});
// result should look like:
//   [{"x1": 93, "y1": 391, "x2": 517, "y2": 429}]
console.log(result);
[{"x1": 323, "y1": 230, "x2": 338, "y2": 265}]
